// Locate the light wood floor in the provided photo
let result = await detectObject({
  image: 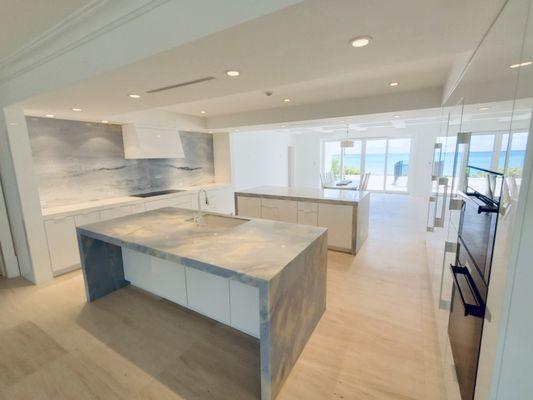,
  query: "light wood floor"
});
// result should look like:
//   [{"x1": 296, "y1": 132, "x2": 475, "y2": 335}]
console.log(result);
[{"x1": 0, "y1": 194, "x2": 447, "y2": 400}]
